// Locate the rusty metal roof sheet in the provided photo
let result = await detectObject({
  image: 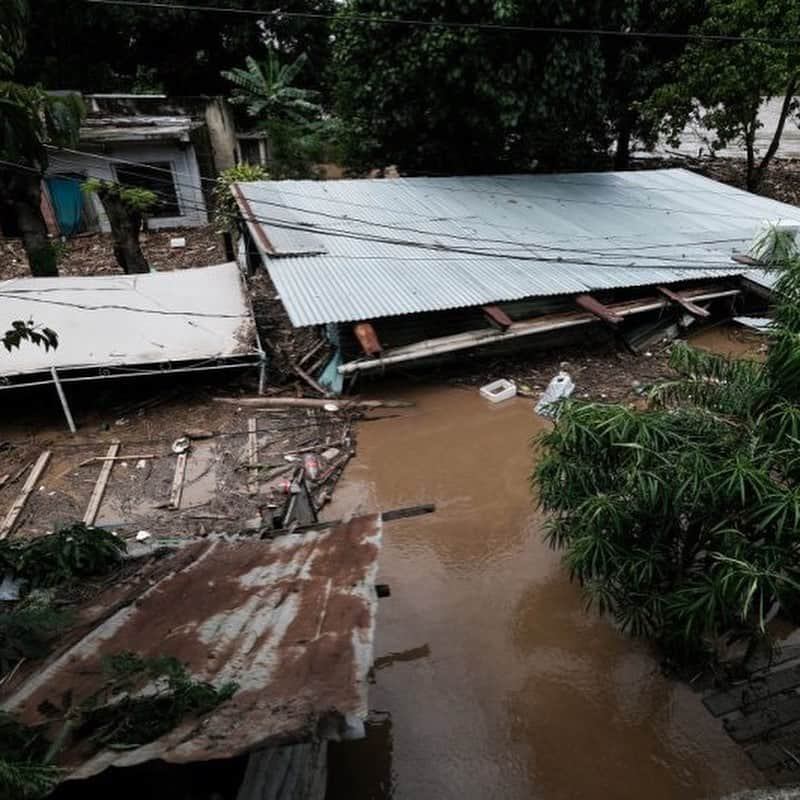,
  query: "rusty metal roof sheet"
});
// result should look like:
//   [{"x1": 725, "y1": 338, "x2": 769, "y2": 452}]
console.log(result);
[
  {"x1": 234, "y1": 169, "x2": 795, "y2": 326},
  {"x1": 1, "y1": 515, "x2": 382, "y2": 781}
]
